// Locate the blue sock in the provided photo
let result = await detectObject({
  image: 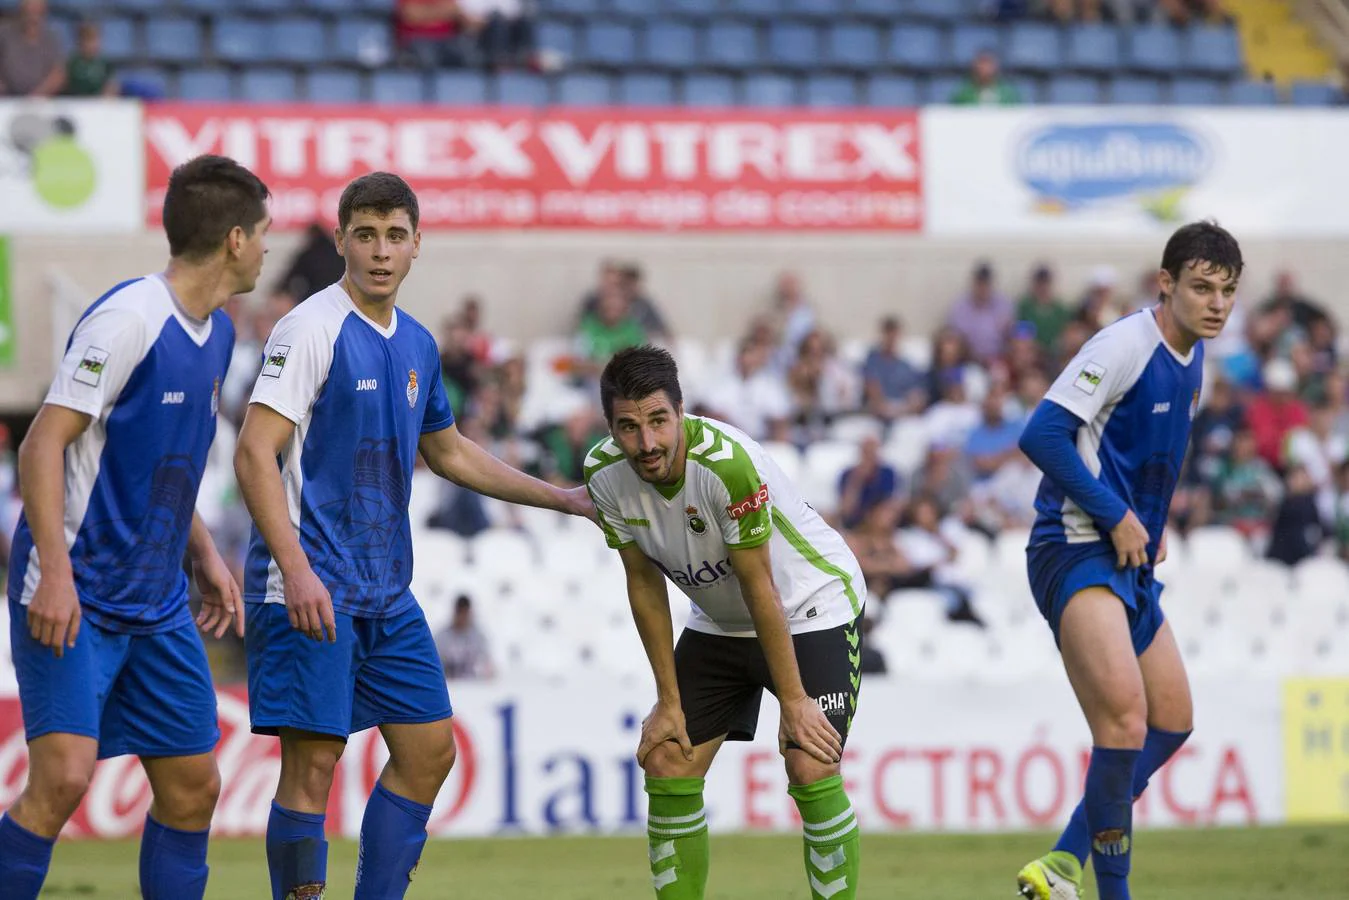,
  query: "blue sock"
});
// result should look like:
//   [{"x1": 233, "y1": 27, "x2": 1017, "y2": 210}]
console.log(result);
[
  {"x1": 0, "y1": 812, "x2": 55, "y2": 900},
  {"x1": 266, "y1": 801, "x2": 327, "y2": 900},
  {"x1": 139, "y1": 815, "x2": 209, "y2": 900},
  {"x1": 1084, "y1": 747, "x2": 1140, "y2": 900},
  {"x1": 1054, "y1": 728, "x2": 1190, "y2": 865},
  {"x1": 353, "y1": 781, "x2": 432, "y2": 900}
]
